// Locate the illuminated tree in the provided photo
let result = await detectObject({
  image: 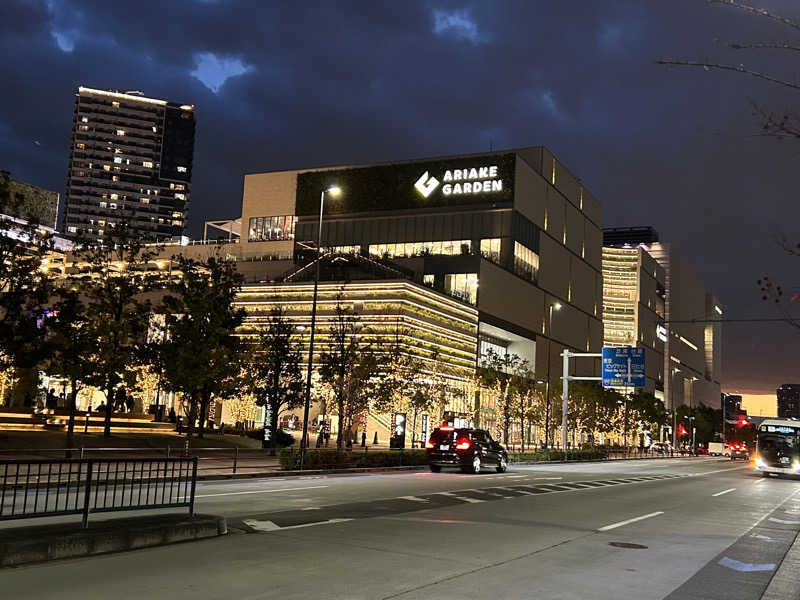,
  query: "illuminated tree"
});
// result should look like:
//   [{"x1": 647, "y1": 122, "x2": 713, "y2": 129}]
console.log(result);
[{"x1": 477, "y1": 349, "x2": 522, "y2": 445}]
